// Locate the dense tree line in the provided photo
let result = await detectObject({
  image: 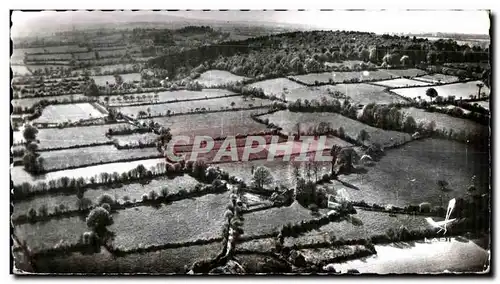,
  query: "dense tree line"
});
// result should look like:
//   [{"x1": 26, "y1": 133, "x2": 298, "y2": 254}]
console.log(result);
[{"x1": 148, "y1": 30, "x2": 489, "y2": 79}]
